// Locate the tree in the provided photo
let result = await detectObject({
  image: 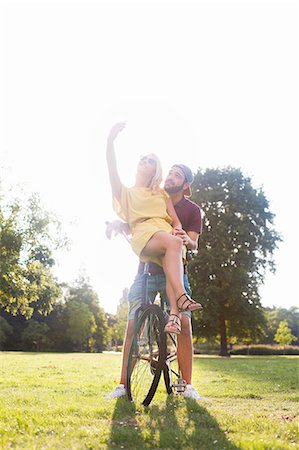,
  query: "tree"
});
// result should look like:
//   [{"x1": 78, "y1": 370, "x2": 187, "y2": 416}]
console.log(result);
[
  {"x1": 41, "y1": 297, "x2": 73, "y2": 352},
  {"x1": 274, "y1": 320, "x2": 297, "y2": 351},
  {"x1": 21, "y1": 320, "x2": 50, "y2": 351},
  {"x1": 109, "y1": 288, "x2": 129, "y2": 351},
  {"x1": 189, "y1": 167, "x2": 281, "y2": 356},
  {"x1": 263, "y1": 306, "x2": 299, "y2": 344},
  {"x1": 0, "y1": 316, "x2": 13, "y2": 350},
  {"x1": 66, "y1": 301, "x2": 96, "y2": 352},
  {"x1": 0, "y1": 188, "x2": 66, "y2": 318},
  {"x1": 67, "y1": 276, "x2": 109, "y2": 352}
]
